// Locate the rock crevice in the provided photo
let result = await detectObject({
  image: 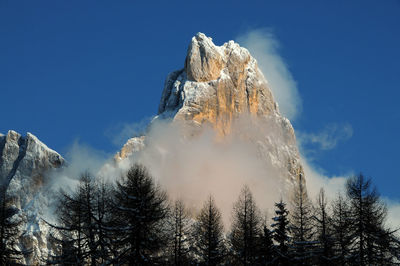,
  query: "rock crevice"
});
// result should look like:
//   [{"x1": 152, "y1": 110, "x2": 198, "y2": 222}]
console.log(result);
[{"x1": 7, "y1": 133, "x2": 28, "y2": 186}]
